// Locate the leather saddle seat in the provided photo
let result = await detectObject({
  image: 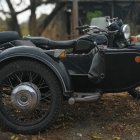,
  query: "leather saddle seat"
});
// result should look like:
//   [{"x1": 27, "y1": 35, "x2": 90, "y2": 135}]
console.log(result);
[
  {"x1": 24, "y1": 36, "x2": 77, "y2": 49},
  {"x1": 0, "y1": 31, "x2": 20, "y2": 44}
]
